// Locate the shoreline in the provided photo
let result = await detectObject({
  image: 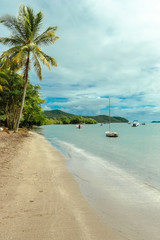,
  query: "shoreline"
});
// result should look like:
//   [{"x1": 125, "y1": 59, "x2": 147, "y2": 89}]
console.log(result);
[
  {"x1": 0, "y1": 131, "x2": 120, "y2": 240},
  {"x1": 40, "y1": 125, "x2": 160, "y2": 240}
]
